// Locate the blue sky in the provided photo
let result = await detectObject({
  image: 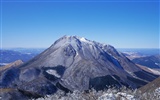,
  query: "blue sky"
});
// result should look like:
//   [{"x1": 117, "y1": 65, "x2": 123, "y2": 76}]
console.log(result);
[{"x1": 0, "y1": 0, "x2": 159, "y2": 48}]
